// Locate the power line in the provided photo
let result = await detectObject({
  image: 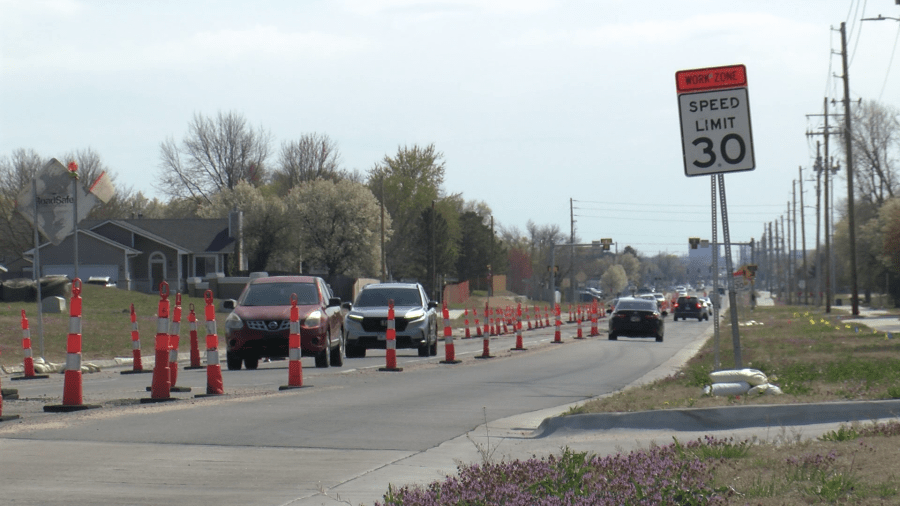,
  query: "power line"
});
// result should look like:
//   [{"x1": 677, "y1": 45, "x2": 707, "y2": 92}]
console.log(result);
[{"x1": 879, "y1": 21, "x2": 900, "y2": 101}]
